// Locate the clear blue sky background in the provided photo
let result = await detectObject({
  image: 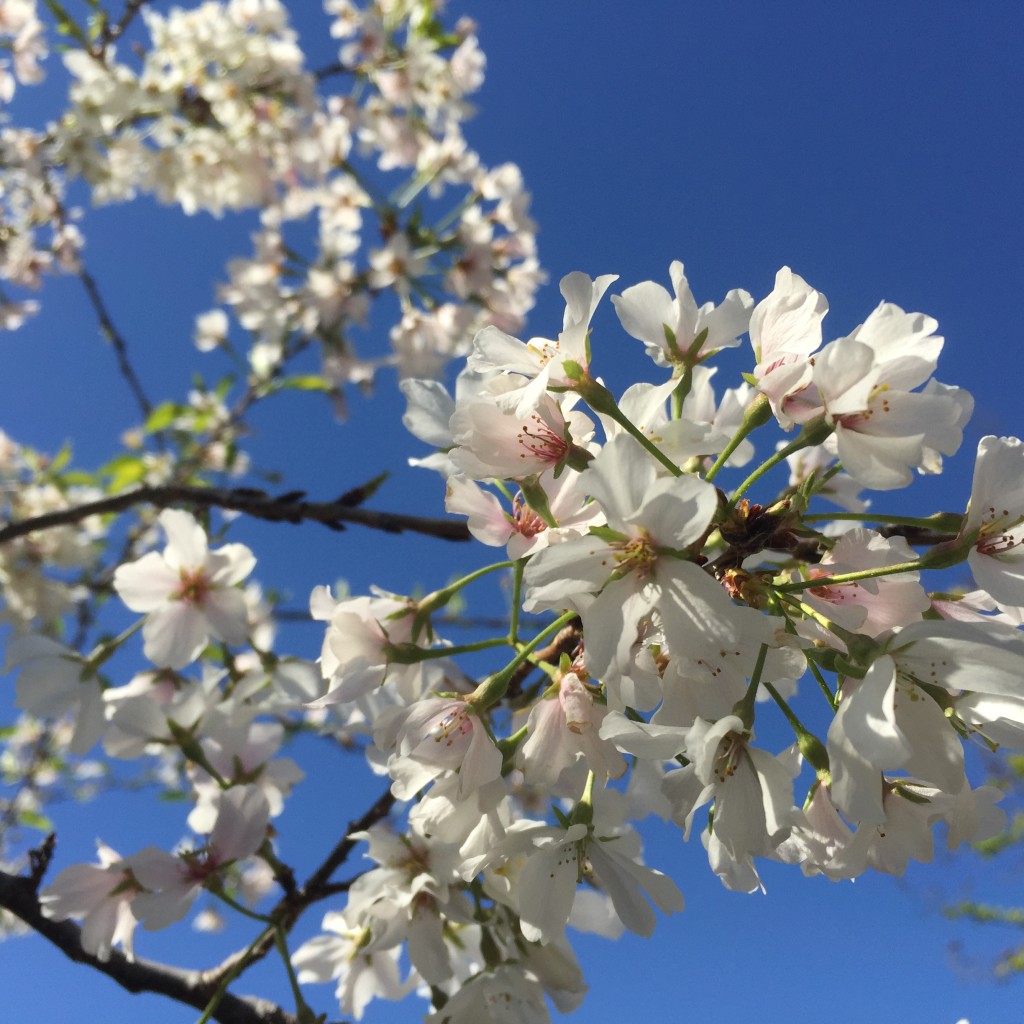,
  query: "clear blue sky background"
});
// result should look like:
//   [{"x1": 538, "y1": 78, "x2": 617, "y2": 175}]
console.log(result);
[{"x1": 3, "y1": 2, "x2": 1024, "y2": 1022}]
